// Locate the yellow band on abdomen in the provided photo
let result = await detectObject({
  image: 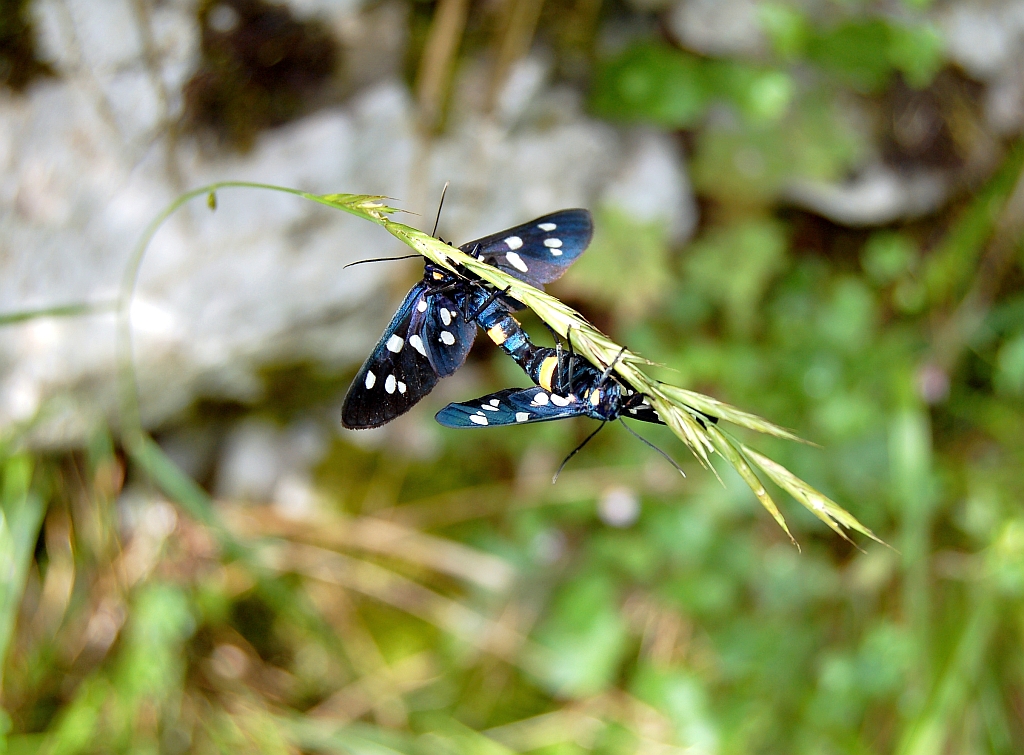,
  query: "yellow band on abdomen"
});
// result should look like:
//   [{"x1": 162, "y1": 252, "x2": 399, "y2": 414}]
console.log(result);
[
  {"x1": 538, "y1": 356, "x2": 558, "y2": 391},
  {"x1": 487, "y1": 324, "x2": 507, "y2": 345}
]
